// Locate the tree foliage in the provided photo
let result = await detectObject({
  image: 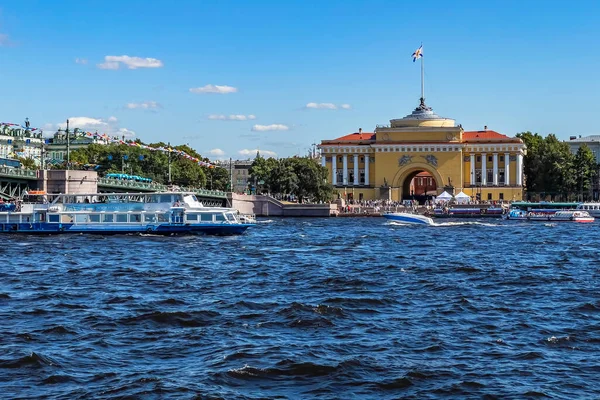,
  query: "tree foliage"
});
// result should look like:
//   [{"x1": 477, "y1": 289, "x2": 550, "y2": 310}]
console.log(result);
[
  {"x1": 249, "y1": 154, "x2": 333, "y2": 202},
  {"x1": 64, "y1": 142, "x2": 217, "y2": 188},
  {"x1": 517, "y1": 132, "x2": 598, "y2": 200}
]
